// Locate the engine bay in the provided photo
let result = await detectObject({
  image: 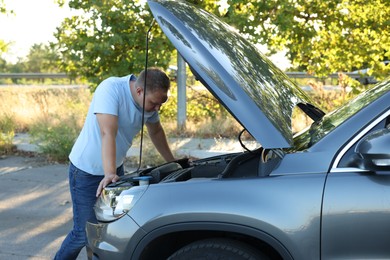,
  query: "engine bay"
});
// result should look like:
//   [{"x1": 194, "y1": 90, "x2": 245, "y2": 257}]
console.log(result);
[{"x1": 112, "y1": 147, "x2": 282, "y2": 189}]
